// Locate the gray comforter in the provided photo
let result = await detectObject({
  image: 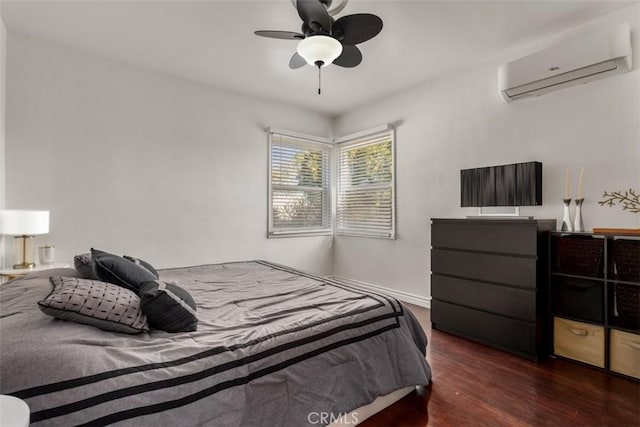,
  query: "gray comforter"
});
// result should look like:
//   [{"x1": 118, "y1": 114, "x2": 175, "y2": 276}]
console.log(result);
[{"x1": 0, "y1": 260, "x2": 431, "y2": 426}]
